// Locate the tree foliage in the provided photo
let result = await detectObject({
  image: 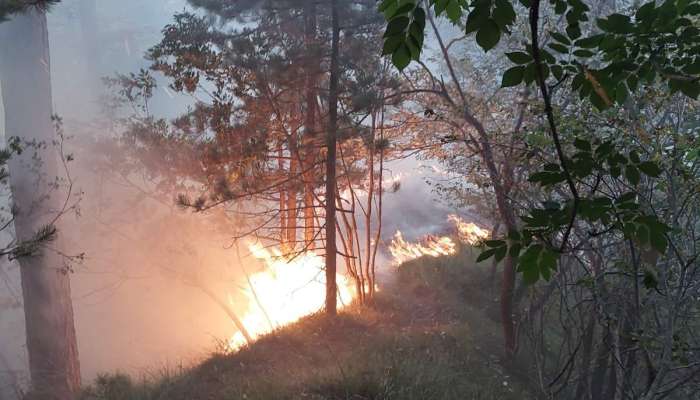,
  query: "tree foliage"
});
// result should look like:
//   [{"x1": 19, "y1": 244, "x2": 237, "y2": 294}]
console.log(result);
[{"x1": 0, "y1": 0, "x2": 60, "y2": 21}]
